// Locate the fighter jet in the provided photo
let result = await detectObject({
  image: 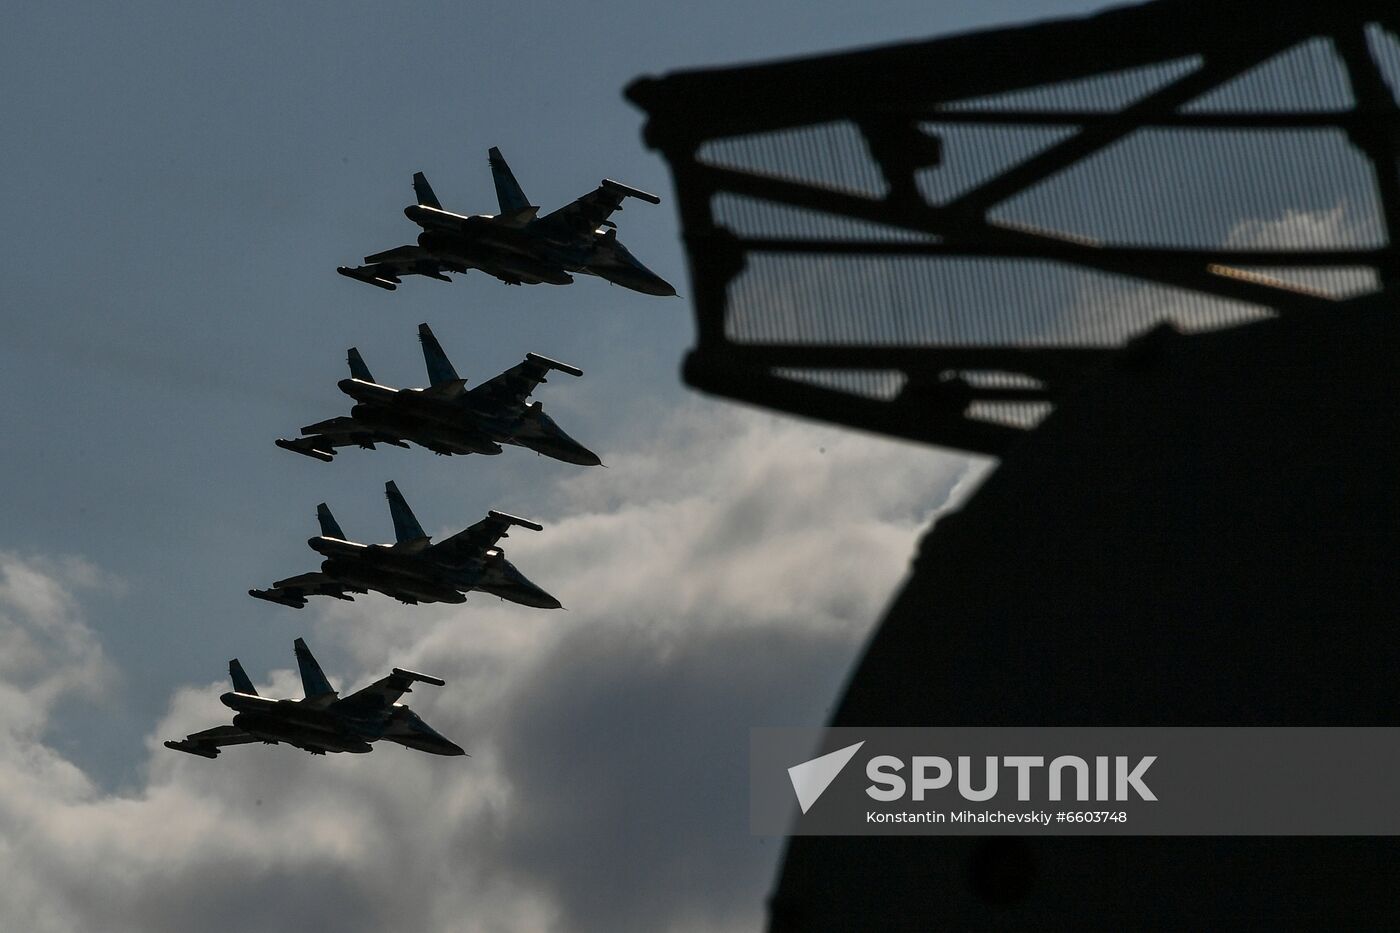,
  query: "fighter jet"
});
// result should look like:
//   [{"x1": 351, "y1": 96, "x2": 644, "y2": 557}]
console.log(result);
[
  {"x1": 164, "y1": 637, "x2": 465, "y2": 758},
  {"x1": 337, "y1": 146, "x2": 676, "y2": 296},
  {"x1": 275, "y1": 323, "x2": 601, "y2": 466},
  {"x1": 249, "y1": 480, "x2": 561, "y2": 610}
]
